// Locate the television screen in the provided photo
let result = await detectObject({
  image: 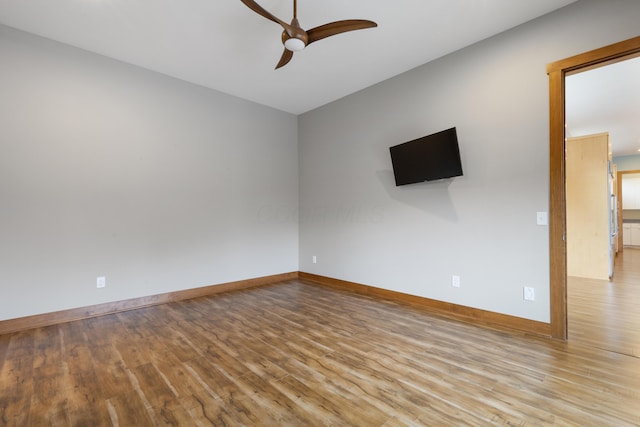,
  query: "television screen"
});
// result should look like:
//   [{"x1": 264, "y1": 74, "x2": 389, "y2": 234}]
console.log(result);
[{"x1": 389, "y1": 127, "x2": 463, "y2": 186}]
